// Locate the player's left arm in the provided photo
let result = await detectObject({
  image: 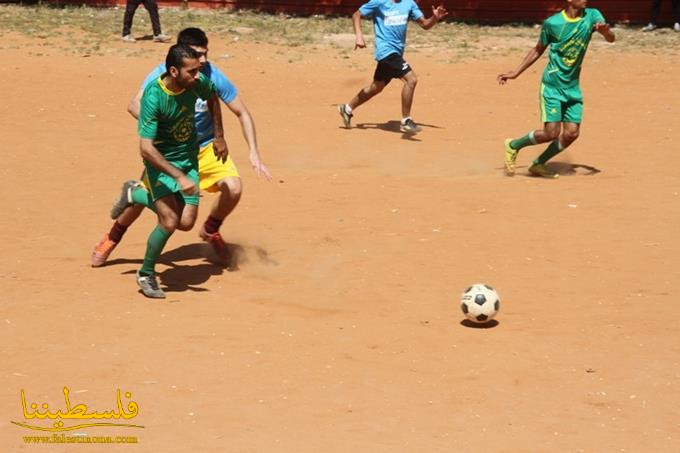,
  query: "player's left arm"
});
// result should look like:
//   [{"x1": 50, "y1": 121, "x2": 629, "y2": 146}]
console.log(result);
[
  {"x1": 210, "y1": 64, "x2": 272, "y2": 179},
  {"x1": 593, "y1": 23, "x2": 615, "y2": 42},
  {"x1": 416, "y1": 4, "x2": 448, "y2": 30},
  {"x1": 226, "y1": 96, "x2": 272, "y2": 180}
]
